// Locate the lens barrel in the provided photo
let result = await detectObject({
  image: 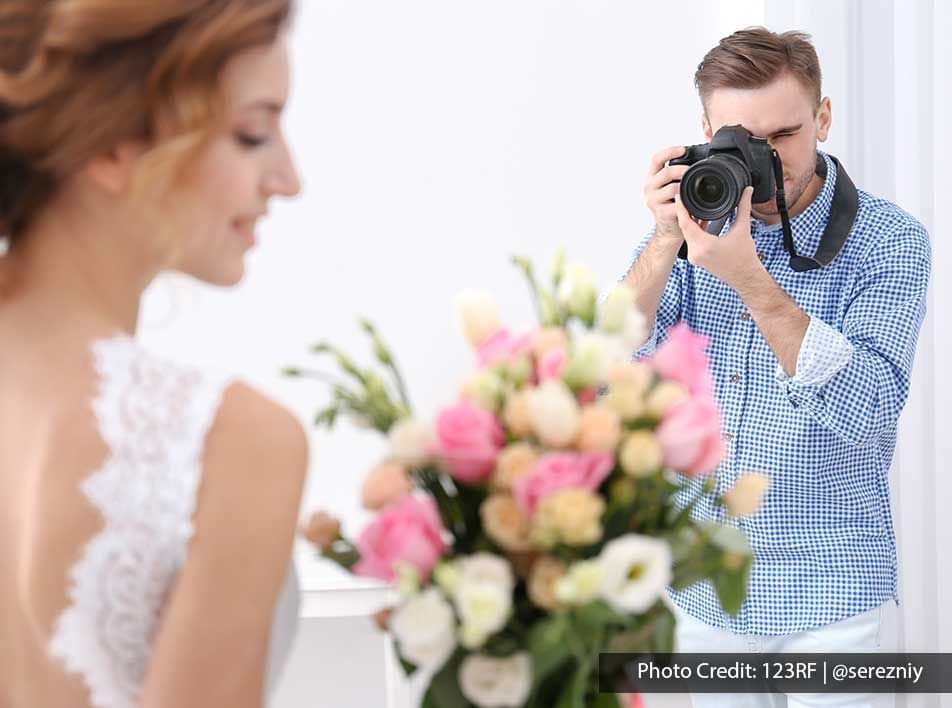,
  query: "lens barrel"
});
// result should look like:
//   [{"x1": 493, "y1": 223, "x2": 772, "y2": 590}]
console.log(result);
[{"x1": 679, "y1": 154, "x2": 751, "y2": 221}]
